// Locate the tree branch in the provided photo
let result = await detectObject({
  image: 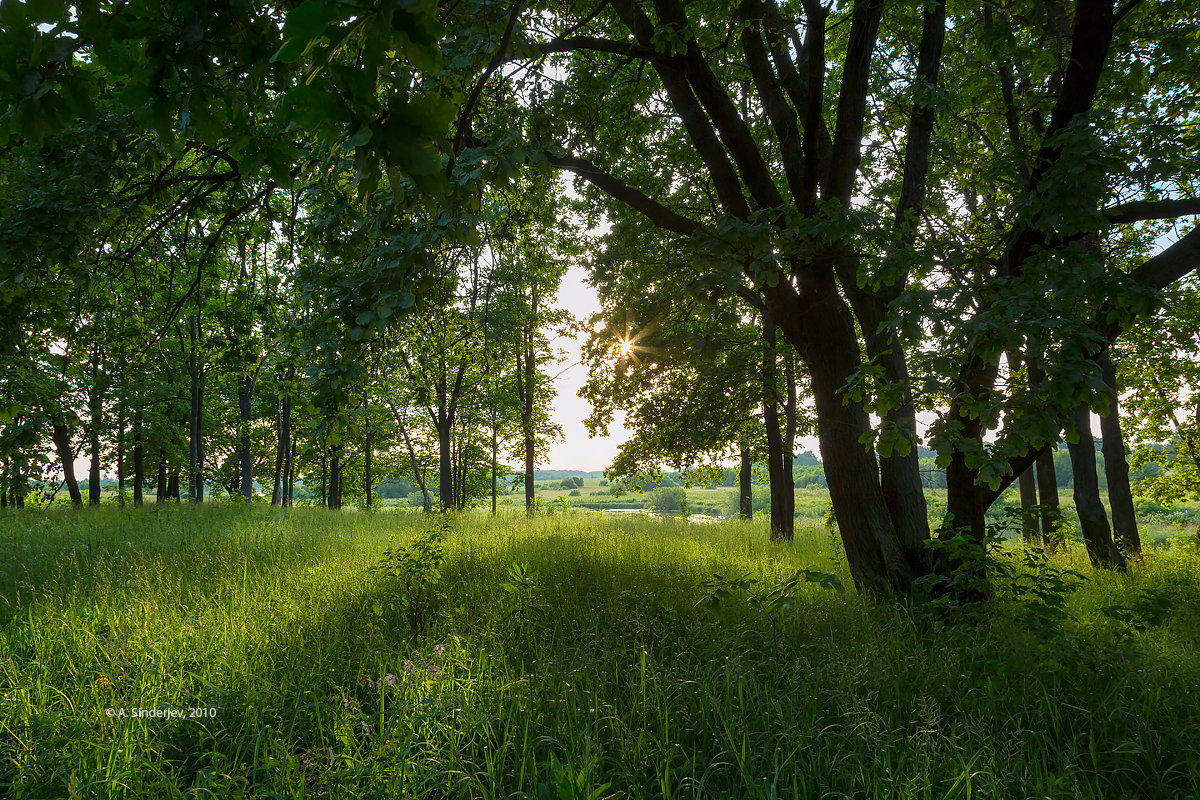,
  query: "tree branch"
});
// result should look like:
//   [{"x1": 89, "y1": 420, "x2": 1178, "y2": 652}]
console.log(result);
[
  {"x1": 1104, "y1": 197, "x2": 1200, "y2": 225},
  {"x1": 545, "y1": 153, "x2": 703, "y2": 236}
]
